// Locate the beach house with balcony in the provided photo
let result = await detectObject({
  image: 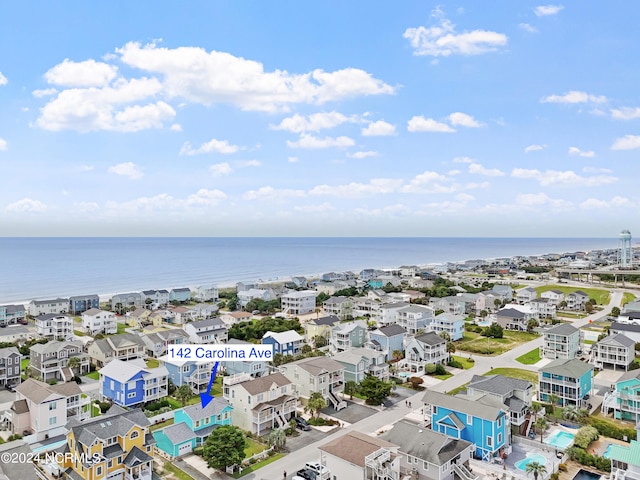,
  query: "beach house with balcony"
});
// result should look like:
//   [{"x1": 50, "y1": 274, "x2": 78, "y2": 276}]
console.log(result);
[
  {"x1": 329, "y1": 321, "x2": 367, "y2": 354},
  {"x1": 602, "y1": 370, "x2": 640, "y2": 422},
  {"x1": 540, "y1": 290, "x2": 565, "y2": 307},
  {"x1": 68, "y1": 294, "x2": 99, "y2": 315},
  {"x1": 169, "y1": 287, "x2": 191, "y2": 303},
  {"x1": 332, "y1": 347, "x2": 389, "y2": 383},
  {"x1": 110, "y1": 292, "x2": 144, "y2": 312},
  {"x1": 422, "y1": 390, "x2": 510, "y2": 462},
  {"x1": 516, "y1": 287, "x2": 537, "y2": 304},
  {"x1": 369, "y1": 325, "x2": 406, "y2": 361},
  {"x1": 591, "y1": 333, "x2": 635, "y2": 371},
  {"x1": 193, "y1": 285, "x2": 219, "y2": 302},
  {"x1": 99, "y1": 358, "x2": 168, "y2": 407},
  {"x1": 530, "y1": 298, "x2": 557, "y2": 319},
  {"x1": 141, "y1": 289, "x2": 170, "y2": 309},
  {"x1": 542, "y1": 323, "x2": 582, "y2": 360},
  {"x1": 30, "y1": 340, "x2": 89, "y2": 382},
  {"x1": 81, "y1": 308, "x2": 117, "y2": 335},
  {"x1": 538, "y1": 358, "x2": 594, "y2": 407},
  {"x1": 87, "y1": 333, "x2": 146, "y2": 367},
  {"x1": 161, "y1": 356, "x2": 218, "y2": 393},
  {"x1": 0, "y1": 347, "x2": 21, "y2": 388},
  {"x1": 222, "y1": 372, "x2": 297, "y2": 436},
  {"x1": 153, "y1": 397, "x2": 232, "y2": 459},
  {"x1": 427, "y1": 313, "x2": 465, "y2": 341},
  {"x1": 184, "y1": 317, "x2": 228, "y2": 344},
  {"x1": 279, "y1": 356, "x2": 346, "y2": 410},
  {"x1": 280, "y1": 289, "x2": 317, "y2": 316},
  {"x1": 403, "y1": 332, "x2": 448, "y2": 373},
  {"x1": 262, "y1": 330, "x2": 304, "y2": 356},
  {"x1": 141, "y1": 328, "x2": 190, "y2": 358},
  {"x1": 566, "y1": 290, "x2": 590, "y2": 311},
  {"x1": 222, "y1": 339, "x2": 268, "y2": 378},
  {"x1": 34, "y1": 314, "x2": 73, "y2": 341},
  {"x1": 430, "y1": 297, "x2": 466, "y2": 316},
  {"x1": 305, "y1": 315, "x2": 340, "y2": 344},
  {"x1": 396, "y1": 305, "x2": 434, "y2": 335},
  {"x1": 323, "y1": 296, "x2": 354, "y2": 321},
  {"x1": 27, "y1": 298, "x2": 68, "y2": 317}
]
